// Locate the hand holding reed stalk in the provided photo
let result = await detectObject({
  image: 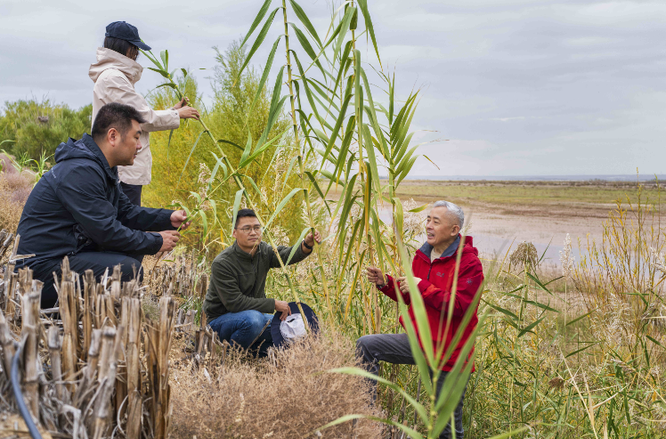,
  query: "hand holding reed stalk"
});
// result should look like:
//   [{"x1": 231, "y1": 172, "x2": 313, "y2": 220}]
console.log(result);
[
  {"x1": 397, "y1": 276, "x2": 421, "y2": 294},
  {"x1": 172, "y1": 96, "x2": 200, "y2": 120},
  {"x1": 366, "y1": 266, "x2": 386, "y2": 288},
  {"x1": 177, "y1": 106, "x2": 200, "y2": 120},
  {"x1": 159, "y1": 231, "x2": 181, "y2": 252},
  {"x1": 170, "y1": 209, "x2": 190, "y2": 230},
  {"x1": 172, "y1": 96, "x2": 189, "y2": 109}
]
